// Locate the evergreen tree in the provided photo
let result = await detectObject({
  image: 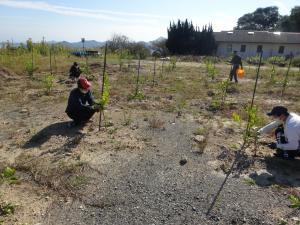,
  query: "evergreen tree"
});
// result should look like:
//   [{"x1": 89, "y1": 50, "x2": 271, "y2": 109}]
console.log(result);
[{"x1": 166, "y1": 19, "x2": 216, "y2": 55}]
